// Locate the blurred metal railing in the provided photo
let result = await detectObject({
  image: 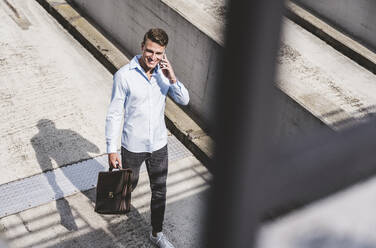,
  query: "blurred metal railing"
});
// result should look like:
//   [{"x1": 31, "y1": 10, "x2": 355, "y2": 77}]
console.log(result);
[{"x1": 204, "y1": 1, "x2": 376, "y2": 247}]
